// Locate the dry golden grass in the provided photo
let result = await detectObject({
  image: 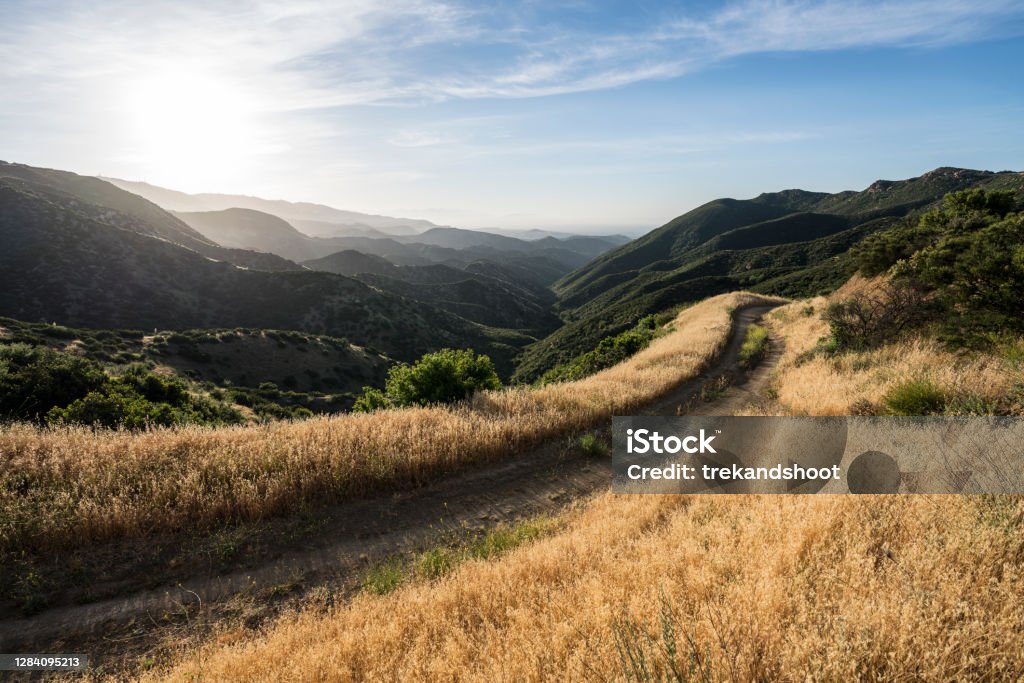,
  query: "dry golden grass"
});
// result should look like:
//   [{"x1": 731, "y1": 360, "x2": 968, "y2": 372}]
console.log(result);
[
  {"x1": 0, "y1": 292, "x2": 780, "y2": 553},
  {"x1": 141, "y1": 281, "x2": 1024, "y2": 682},
  {"x1": 136, "y1": 280, "x2": 1024, "y2": 679},
  {"x1": 147, "y1": 493, "x2": 1024, "y2": 682},
  {"x1": 766, "y1": 276, "x2": 1023, "y2": 416}
]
